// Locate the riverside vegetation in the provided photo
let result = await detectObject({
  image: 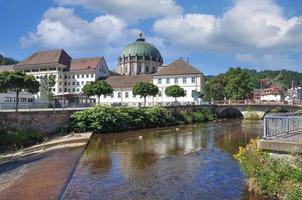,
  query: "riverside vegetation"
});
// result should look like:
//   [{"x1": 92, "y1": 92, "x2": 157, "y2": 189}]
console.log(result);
[
  {"x1": 235, "y1": 139, "x2": 302, "y2": 200},
  {"x1": 70, "y1": 106, "x2": 216, "y2": 133}
]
